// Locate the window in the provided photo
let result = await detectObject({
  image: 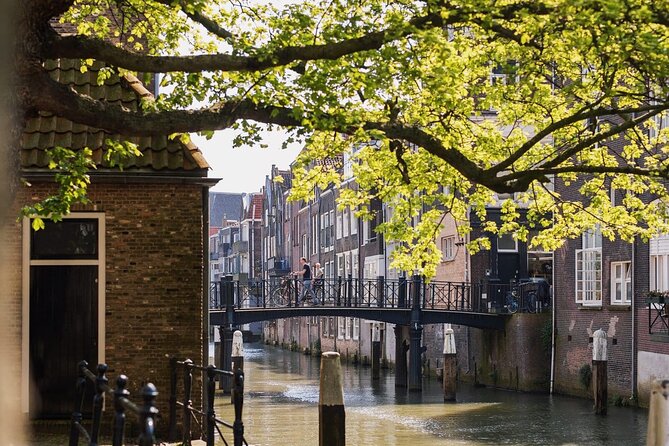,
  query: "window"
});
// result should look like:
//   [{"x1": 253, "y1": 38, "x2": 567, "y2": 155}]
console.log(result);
[
  {"x1": 322, "y1": 317, "x2": 328, "y2": 336},
  {"x1": 302, "y1": 233, "x2": 308, "y2": 259},
  {"x1": 498, "y1": 233, "x2": 518, "y2": 252},
  {"x1": 343, "y1": 209, "x2": 350, "y2": 238},
  {"x1": 351, "y1": 209, "x2": 358, "y2": 235},
  {"x1": 352, "y1": 249, "x2": 359, "y2": 278},
  {"x1": 336, "y1": 212, "x2": 343, "y2": 240},
  {"x1": 353, "y1": 318, "x2": 360, "y2": 340},
  {"x1": 441, "y1": 236, "x2": 456, "y2": 261},
  {"x1": 337, "y1": 254, "x2": 345, "y2": 278},
  {"x1": 611, "y1": 262, "x2": 632, "y2": 305},
  {"x1": 650, "y1": 234, "x2": 669, "y2": 292},
  {"x1": 328, "y1": 317, "x2": 335, "y2": 338},
  {"x1": 312, "y1": 215, "x2": 318, "y2": 255},
  {"x1": 337, "y1": 317, "x2": 345, "y2": 339},
  {"x1": 576, "y1": 227, "x2": 602, "y2": 305}
]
